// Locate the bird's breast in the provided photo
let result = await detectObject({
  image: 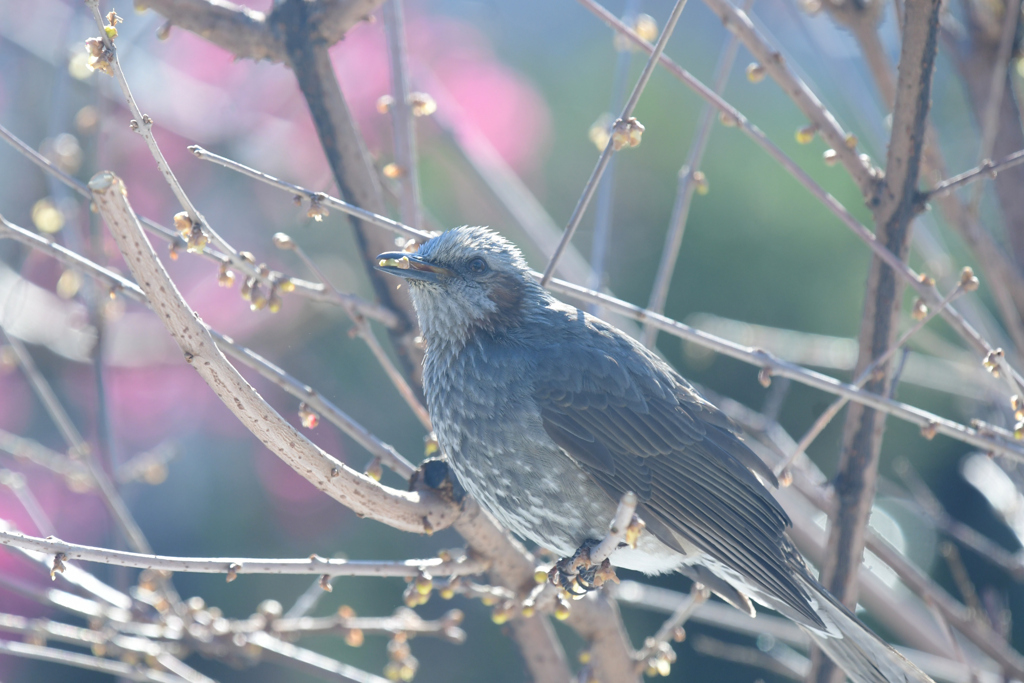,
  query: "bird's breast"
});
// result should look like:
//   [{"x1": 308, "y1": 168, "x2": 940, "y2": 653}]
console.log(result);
[{"x1": 422, "y1": 341, "x2": 617, "y2": 554}]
